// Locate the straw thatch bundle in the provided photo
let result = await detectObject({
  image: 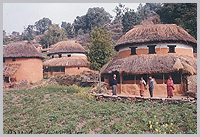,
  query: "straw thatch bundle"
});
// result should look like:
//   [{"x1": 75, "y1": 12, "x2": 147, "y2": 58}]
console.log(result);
[
  {"x1": 48, "y1": 40, "x2": 86, "y2": 55},
  {"x1": 115, "y1": 24, "x2": 197, "y2": 51},
  {"x1": 100, "y1": 54, "x2": 196, "y2": 75},
  {"x1": 3, "y1": 63, "x2": 21, "y2": 76},
  {"x1": 3, "y1": 41, "x2": 44, "y2": 58},
  {"x1": 43, "y1": 57, "x2": 89, "y2": 67}
]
